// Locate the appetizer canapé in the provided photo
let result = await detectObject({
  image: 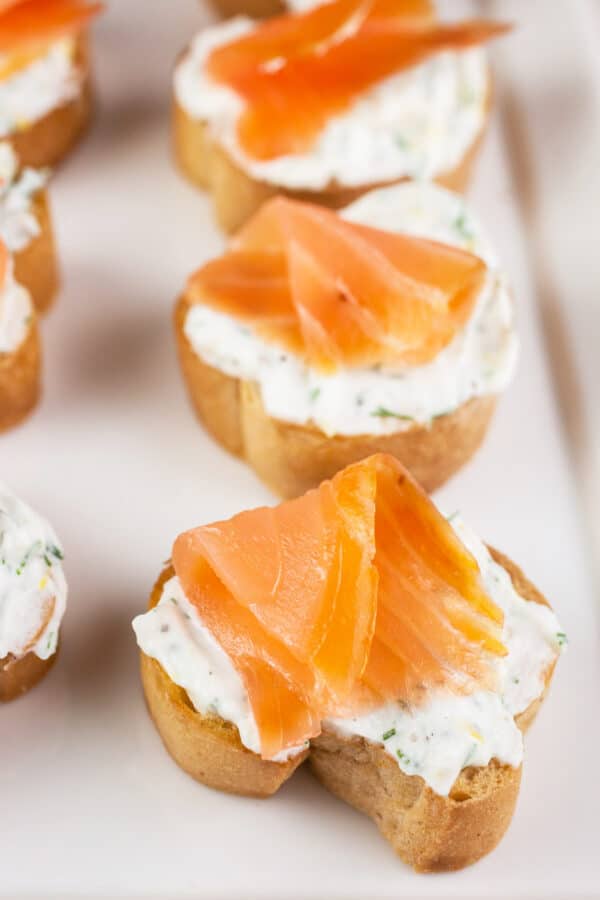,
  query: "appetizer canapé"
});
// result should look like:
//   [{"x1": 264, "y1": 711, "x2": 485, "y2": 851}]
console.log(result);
[
  {"x1": 0, "y1": 141, "x2": 58, "y2": 313},
  {"x1": 0, "y1": 0, "x2": 103, "y2": 169},
  {"x1": 0, "y1": 483, "x2": 67, "y2": 700},
  {"x1": 0, "y1": 238, "x2": 39, "y2": 431},
  {"x1": 176, "y1": 182, "x2": 517, "y2": 496},
  {"x1": 133, "y1": 454, "x2": 564, "y2": 871},
  {"x1": 173, "y1": 0, "x2": 509, "y2": 231}
]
